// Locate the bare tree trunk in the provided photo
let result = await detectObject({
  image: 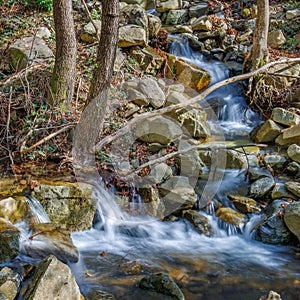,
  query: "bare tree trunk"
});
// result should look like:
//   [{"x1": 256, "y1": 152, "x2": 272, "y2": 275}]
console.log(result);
[
  {"x1": 250, "y1": 0, "x2": 269, "y2": 71},
  {"x1": 73, "y1": 0, "x2": 119, "y2": 172},
  {"x1": 50, "y1": 0, "x2": 77, "y2": 111}
]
